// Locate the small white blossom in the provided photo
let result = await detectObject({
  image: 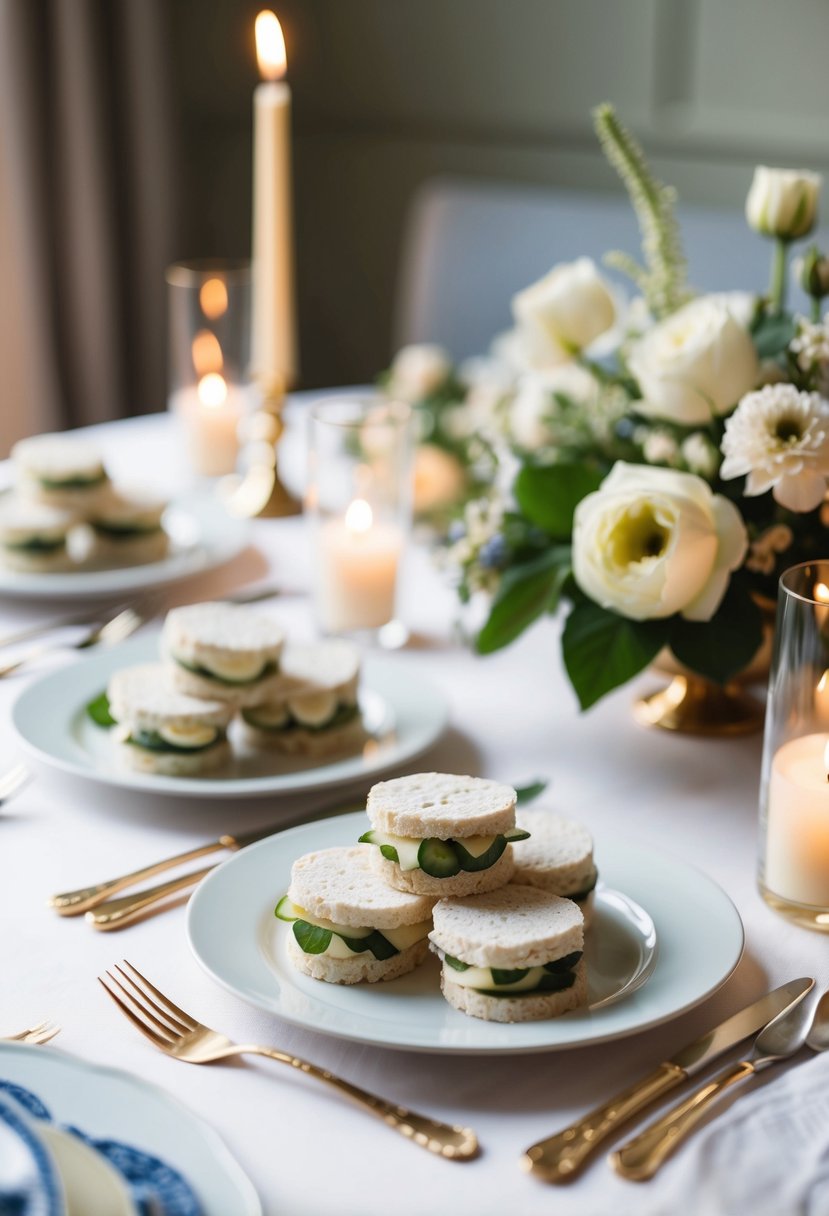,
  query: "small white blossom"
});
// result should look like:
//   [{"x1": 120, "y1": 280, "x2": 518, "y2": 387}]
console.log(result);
[
  {"x1": 790, "y1": 317, "x2": 829, "y2": 395},
  {"x1": 746, "y1": 525, "x2": 794, "y2": 575},
  {"x1": 681, "y1": 432, "x2": 720, "y2": 479},
  {"x1": 387, "y1": 344, "x2": 451, "y2": 402},
  {"x1": 643, "y1": 429, "x2": 679, "y2": 466},
  {"x1": 721, "y1": 384, "x2": 829, "y2": 512}
]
